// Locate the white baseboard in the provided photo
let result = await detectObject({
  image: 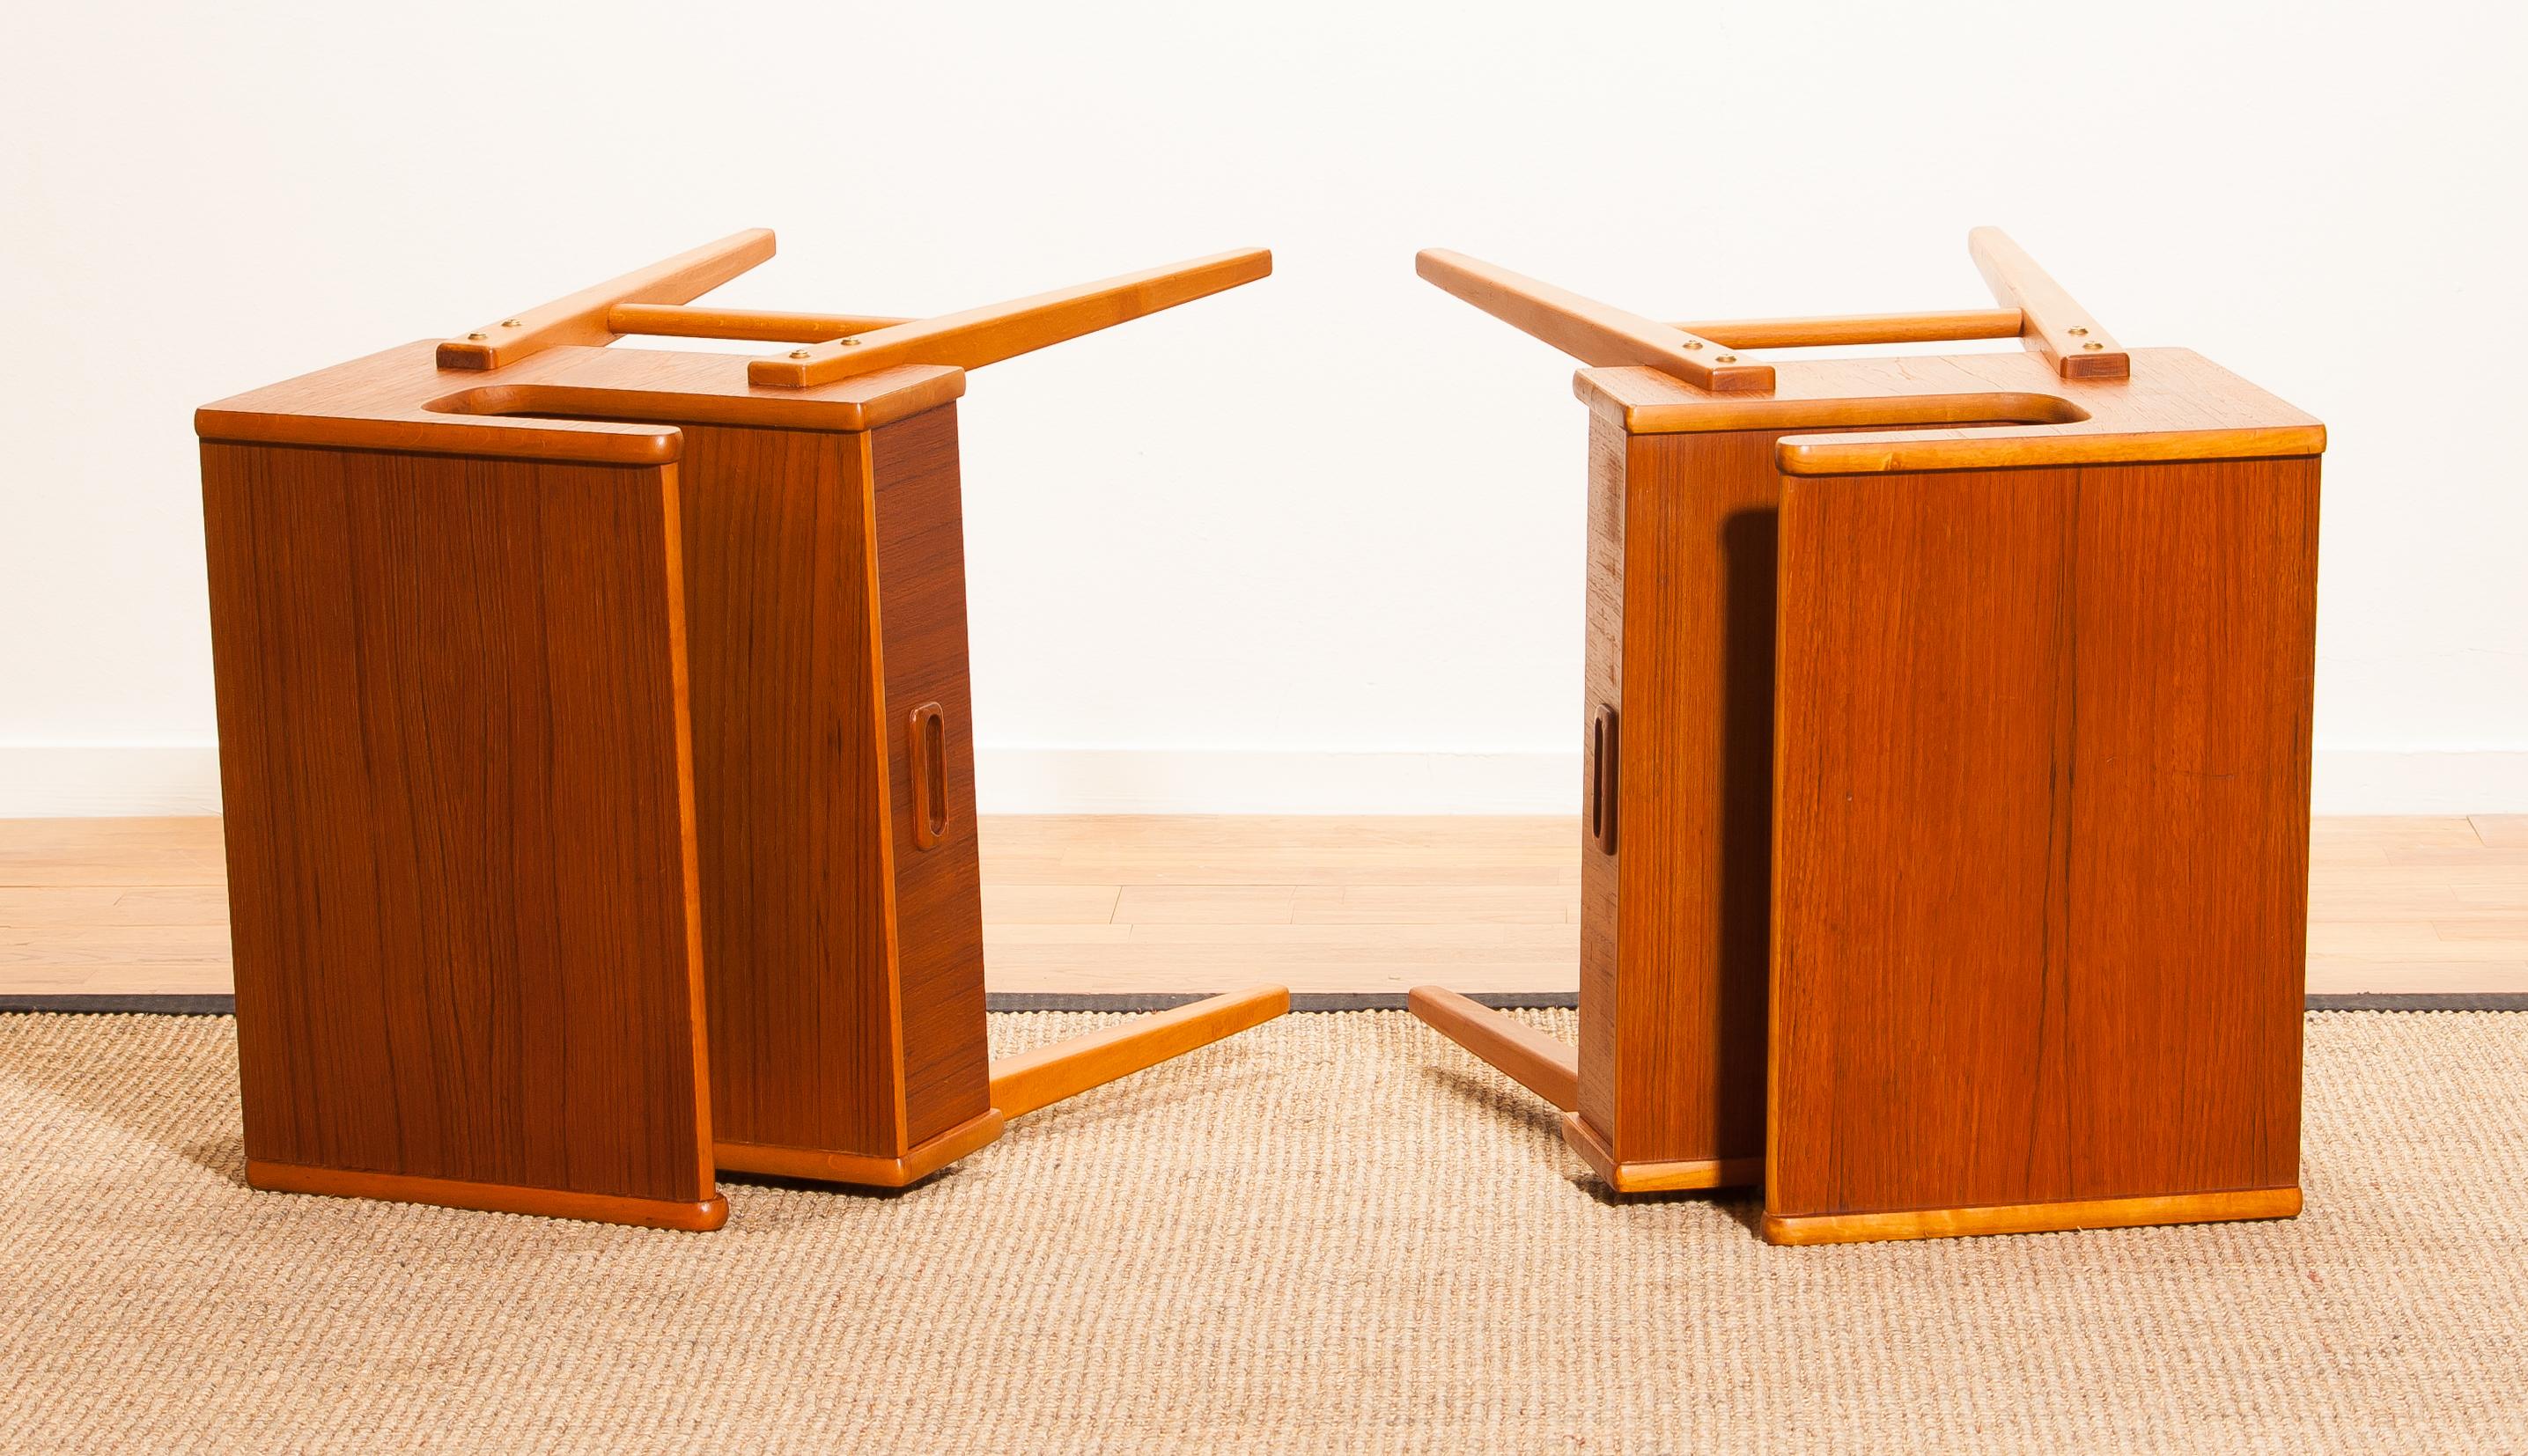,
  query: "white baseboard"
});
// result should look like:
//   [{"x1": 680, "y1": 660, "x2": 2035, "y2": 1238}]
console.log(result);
[
  {"x1": 2307, "y1": 751, "x2": 2528, "y2": 815},
  {"x1": 973, "y1": 748, "x2": 1579, "y2": 813},
  {"x1": 2, "y1": 744, "x2": 2524, "y2": 817},
  {"x1": 0, "y1": 746, "x2": 225, "y2": 817}
]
